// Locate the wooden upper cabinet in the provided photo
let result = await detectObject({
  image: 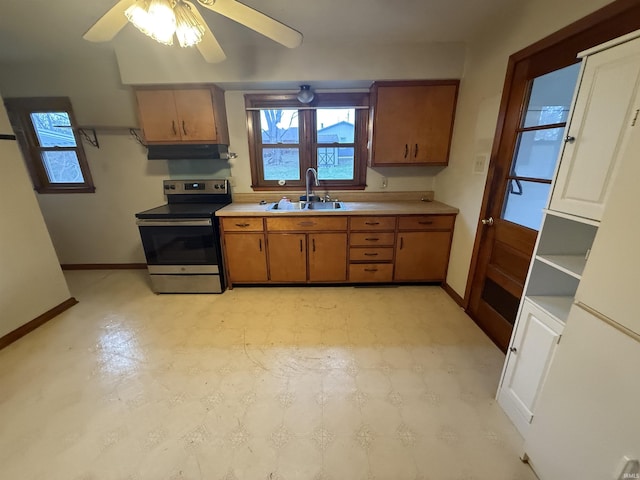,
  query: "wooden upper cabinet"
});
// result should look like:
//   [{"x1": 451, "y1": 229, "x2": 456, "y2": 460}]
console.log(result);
[
  {"x1": 134, "y1": 85, "x2": 229, "y2": 145},
  {"x1": 369, "y1": 80, "x2": 459, "y2": 166}
]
